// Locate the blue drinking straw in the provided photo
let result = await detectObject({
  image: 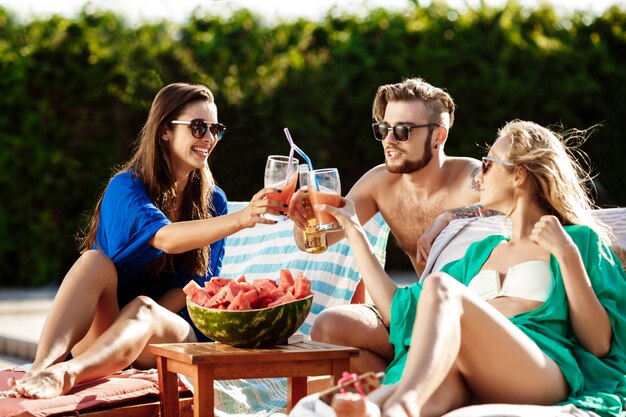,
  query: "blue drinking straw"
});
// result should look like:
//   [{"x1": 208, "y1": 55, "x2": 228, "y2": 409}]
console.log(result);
[
  {"x1": 283, "y1": 128, "x2": 318, "y2": 190},
  {"x1": 284, "y1": 128, "x2": 314, "y2": 171}
]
